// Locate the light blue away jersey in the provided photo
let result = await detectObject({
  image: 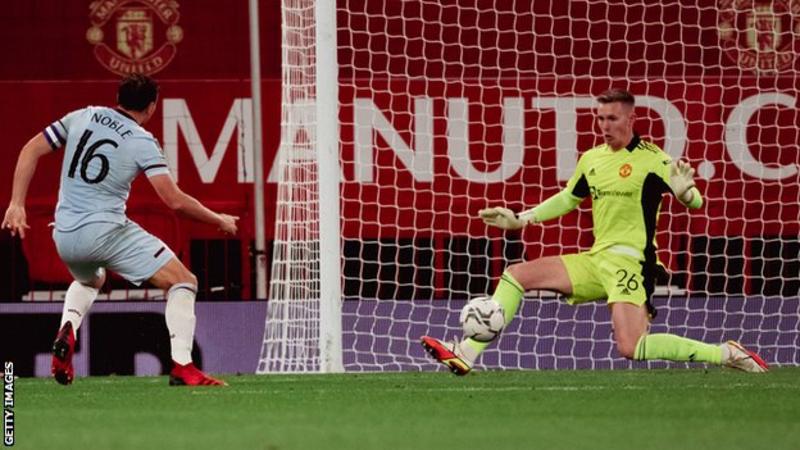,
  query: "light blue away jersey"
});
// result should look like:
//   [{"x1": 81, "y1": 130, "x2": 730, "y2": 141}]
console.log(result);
[{"x1": 44, "y1": 106, "x2": 170, "y2": 231}]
